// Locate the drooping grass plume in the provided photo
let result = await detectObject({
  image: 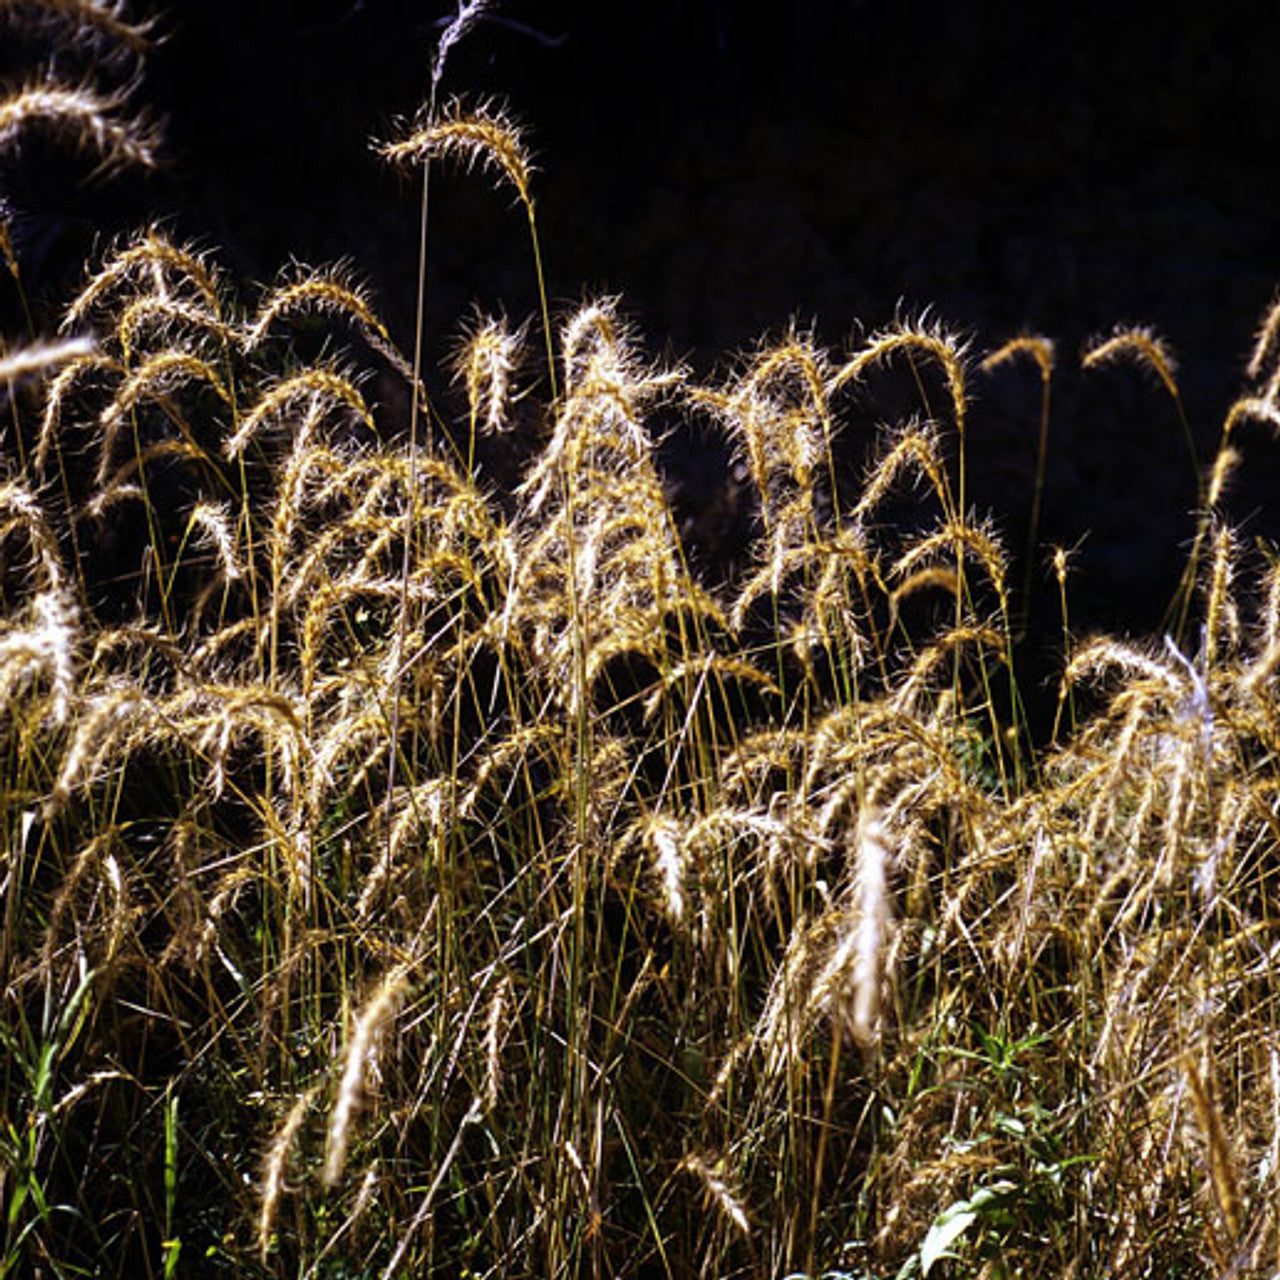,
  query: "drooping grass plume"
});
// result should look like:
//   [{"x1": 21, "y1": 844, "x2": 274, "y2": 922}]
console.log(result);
[
  {"x1": 378, "y1": 96, "x2": 533, "y2": 208},
  {"x1": 982, "y1": 334, "x2": 1054, "y2": 616},
  {"x1": 851, "y1": 418, "x2": 952, "y2": 527},
  {"x1": 34, "y1": 348, "x2": 122, "y2": 473},
  {"x1": 187, "y1": 499, "x2": 242, "y2": 583},
  {"x1": 638, "y1": 812, "x2": 688, "y2": 927},
  {"x1": 64, "y1": 227, "x2": 222, "y2": 330},
  {"x1": 1185, "y1": 1052, "x2": 1243, "y2": 1257},
  {"x1": 430, "y1": 0, "x2": 489, "y2": 94},
  {"x1": 0, "y1": 478, "x2": 68, "y2": 593},
  {"x1": 0, "y1": 81, "x2": 158, "y2": 171},
  {"x1": 324, "y1": 968, "x2": 409, "y2": 1187},
  {"x1": 452, "y1": 309, "x2": 526, "y2": 437},
  {"x1": 243, "y1": 262, "x2": 392, "y2": 351},
  {"x1": 834, "y1": 316, "x2": 971, "y2": 440},
  {"x1": 94, "y1": 347, "x2": 229, "y2": 486},
  {"x1": 225, "y1": 366, "x2": 373, "y2": 460},
  {"x1": 680, "y1": 1154, "x2": 752, "y2": 1238},
  {"x1": 0, "y1": 0, "x2": 155, "y2": 57},
  {"x1": 258, "y1": 1087, "x2": 318, "y2": 1261},
  {"x1": 1082, "y1": 323, "x2": 1180, "y2": 400},
  {"x1": 1083, "y1": 323, "x2": 1199, "y2": 490},
  {"x1": 0, "y1": 205, "x2": 19, "y2": 282},
  {"x1": 115, "y1": 293, "x2": 231, "y2": 361},
  {"x1": 0, "y1": 334, "x2": 94, "y2": 384},
  {"x1": 1207, "y1": 443, "x2": 1239, "y2": 507},
  {"x1": 0, "y1": 587, "x2": 77, "y2": 723},
  {"x1": 1248, "y1": 287, "x2": 1280, "y2": 380},
  {"x1": 482, "y1": 970, "x2": 511, "y2": 1112}
]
